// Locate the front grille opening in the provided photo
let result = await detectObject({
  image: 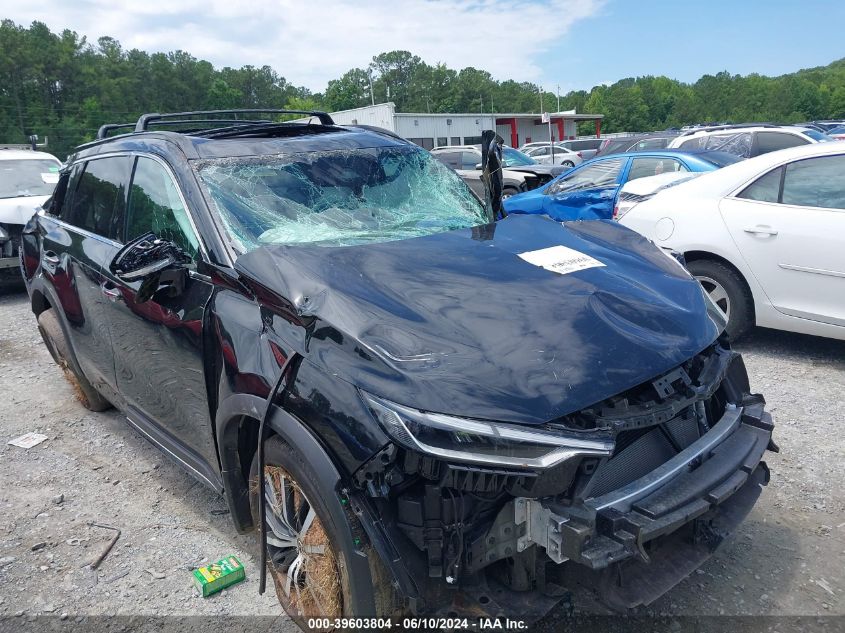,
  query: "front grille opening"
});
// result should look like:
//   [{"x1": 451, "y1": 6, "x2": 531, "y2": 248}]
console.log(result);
[{"x1": 587, "y1": 407, "x2": 702, "y2": 498}]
